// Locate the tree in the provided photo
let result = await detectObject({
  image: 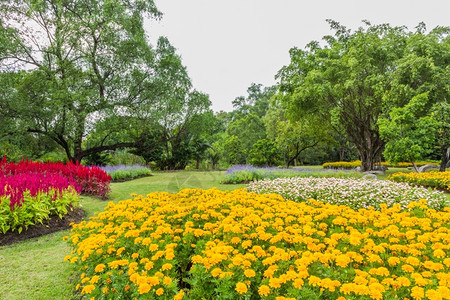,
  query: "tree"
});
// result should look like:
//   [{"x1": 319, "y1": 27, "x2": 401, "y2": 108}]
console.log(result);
[
  {"x1": 432, "y1": 101, "x2": 450, "y2": 171},
  {"x1": 226, "y1": 113, "x2": 266, "y2": 162},
  {"x1": 382, "y1": 25, "x2": 450, "y2": 171},
  {"x1": 223, "y1": 135, "x2": 246, "y2": 165},
  {"x1": 378, "y1": 93, "x2": 439, "y2": 172},
  {"x1": 264, "y1": 100, "x2": 329, "y2": 167},
  {"x1": 231, "y1": 83, "x2": 277, "y2": 118},
  {"x1": 248, "y1": 139, "x2": 280, "y2": 166},
  {"x1": 0, "y1": 0, "x2": 161, "y2": 162},
  {"x1": 277, "y1": 20, "x2": 409, "y2": 171}
]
